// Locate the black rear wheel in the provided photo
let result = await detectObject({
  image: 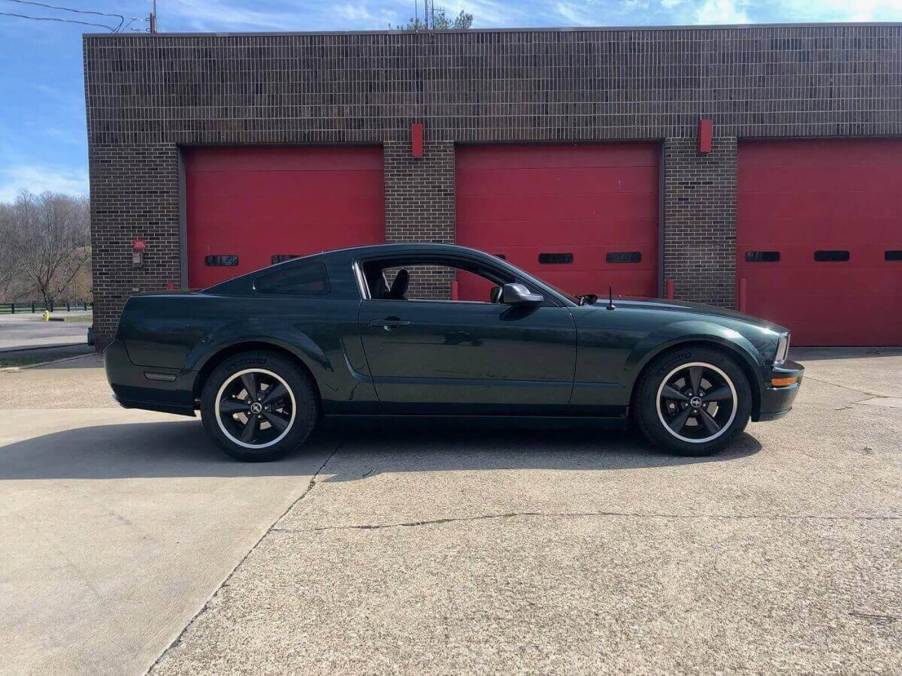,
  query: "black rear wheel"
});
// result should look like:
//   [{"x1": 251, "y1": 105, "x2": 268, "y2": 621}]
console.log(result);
[
  {"x1": 200, "y1": 351, "x2": 318, "y2": 461},
  {"x1": 634, "y1": 347, "x2": 752, "y2": 456}
]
